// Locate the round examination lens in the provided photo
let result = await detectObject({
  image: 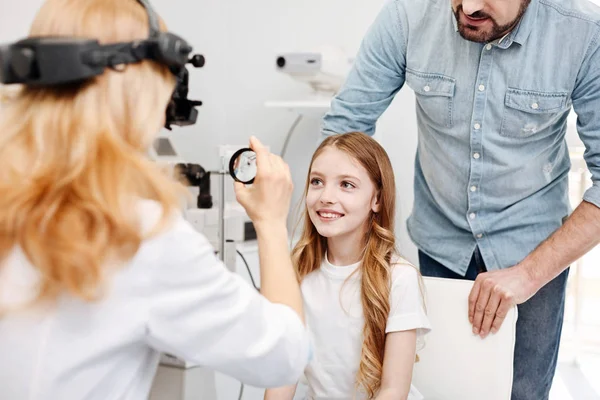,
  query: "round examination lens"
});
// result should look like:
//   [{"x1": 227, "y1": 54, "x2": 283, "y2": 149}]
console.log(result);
[{"x1": 229, "y1": 147, "x2": 257, "y2": 184}]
